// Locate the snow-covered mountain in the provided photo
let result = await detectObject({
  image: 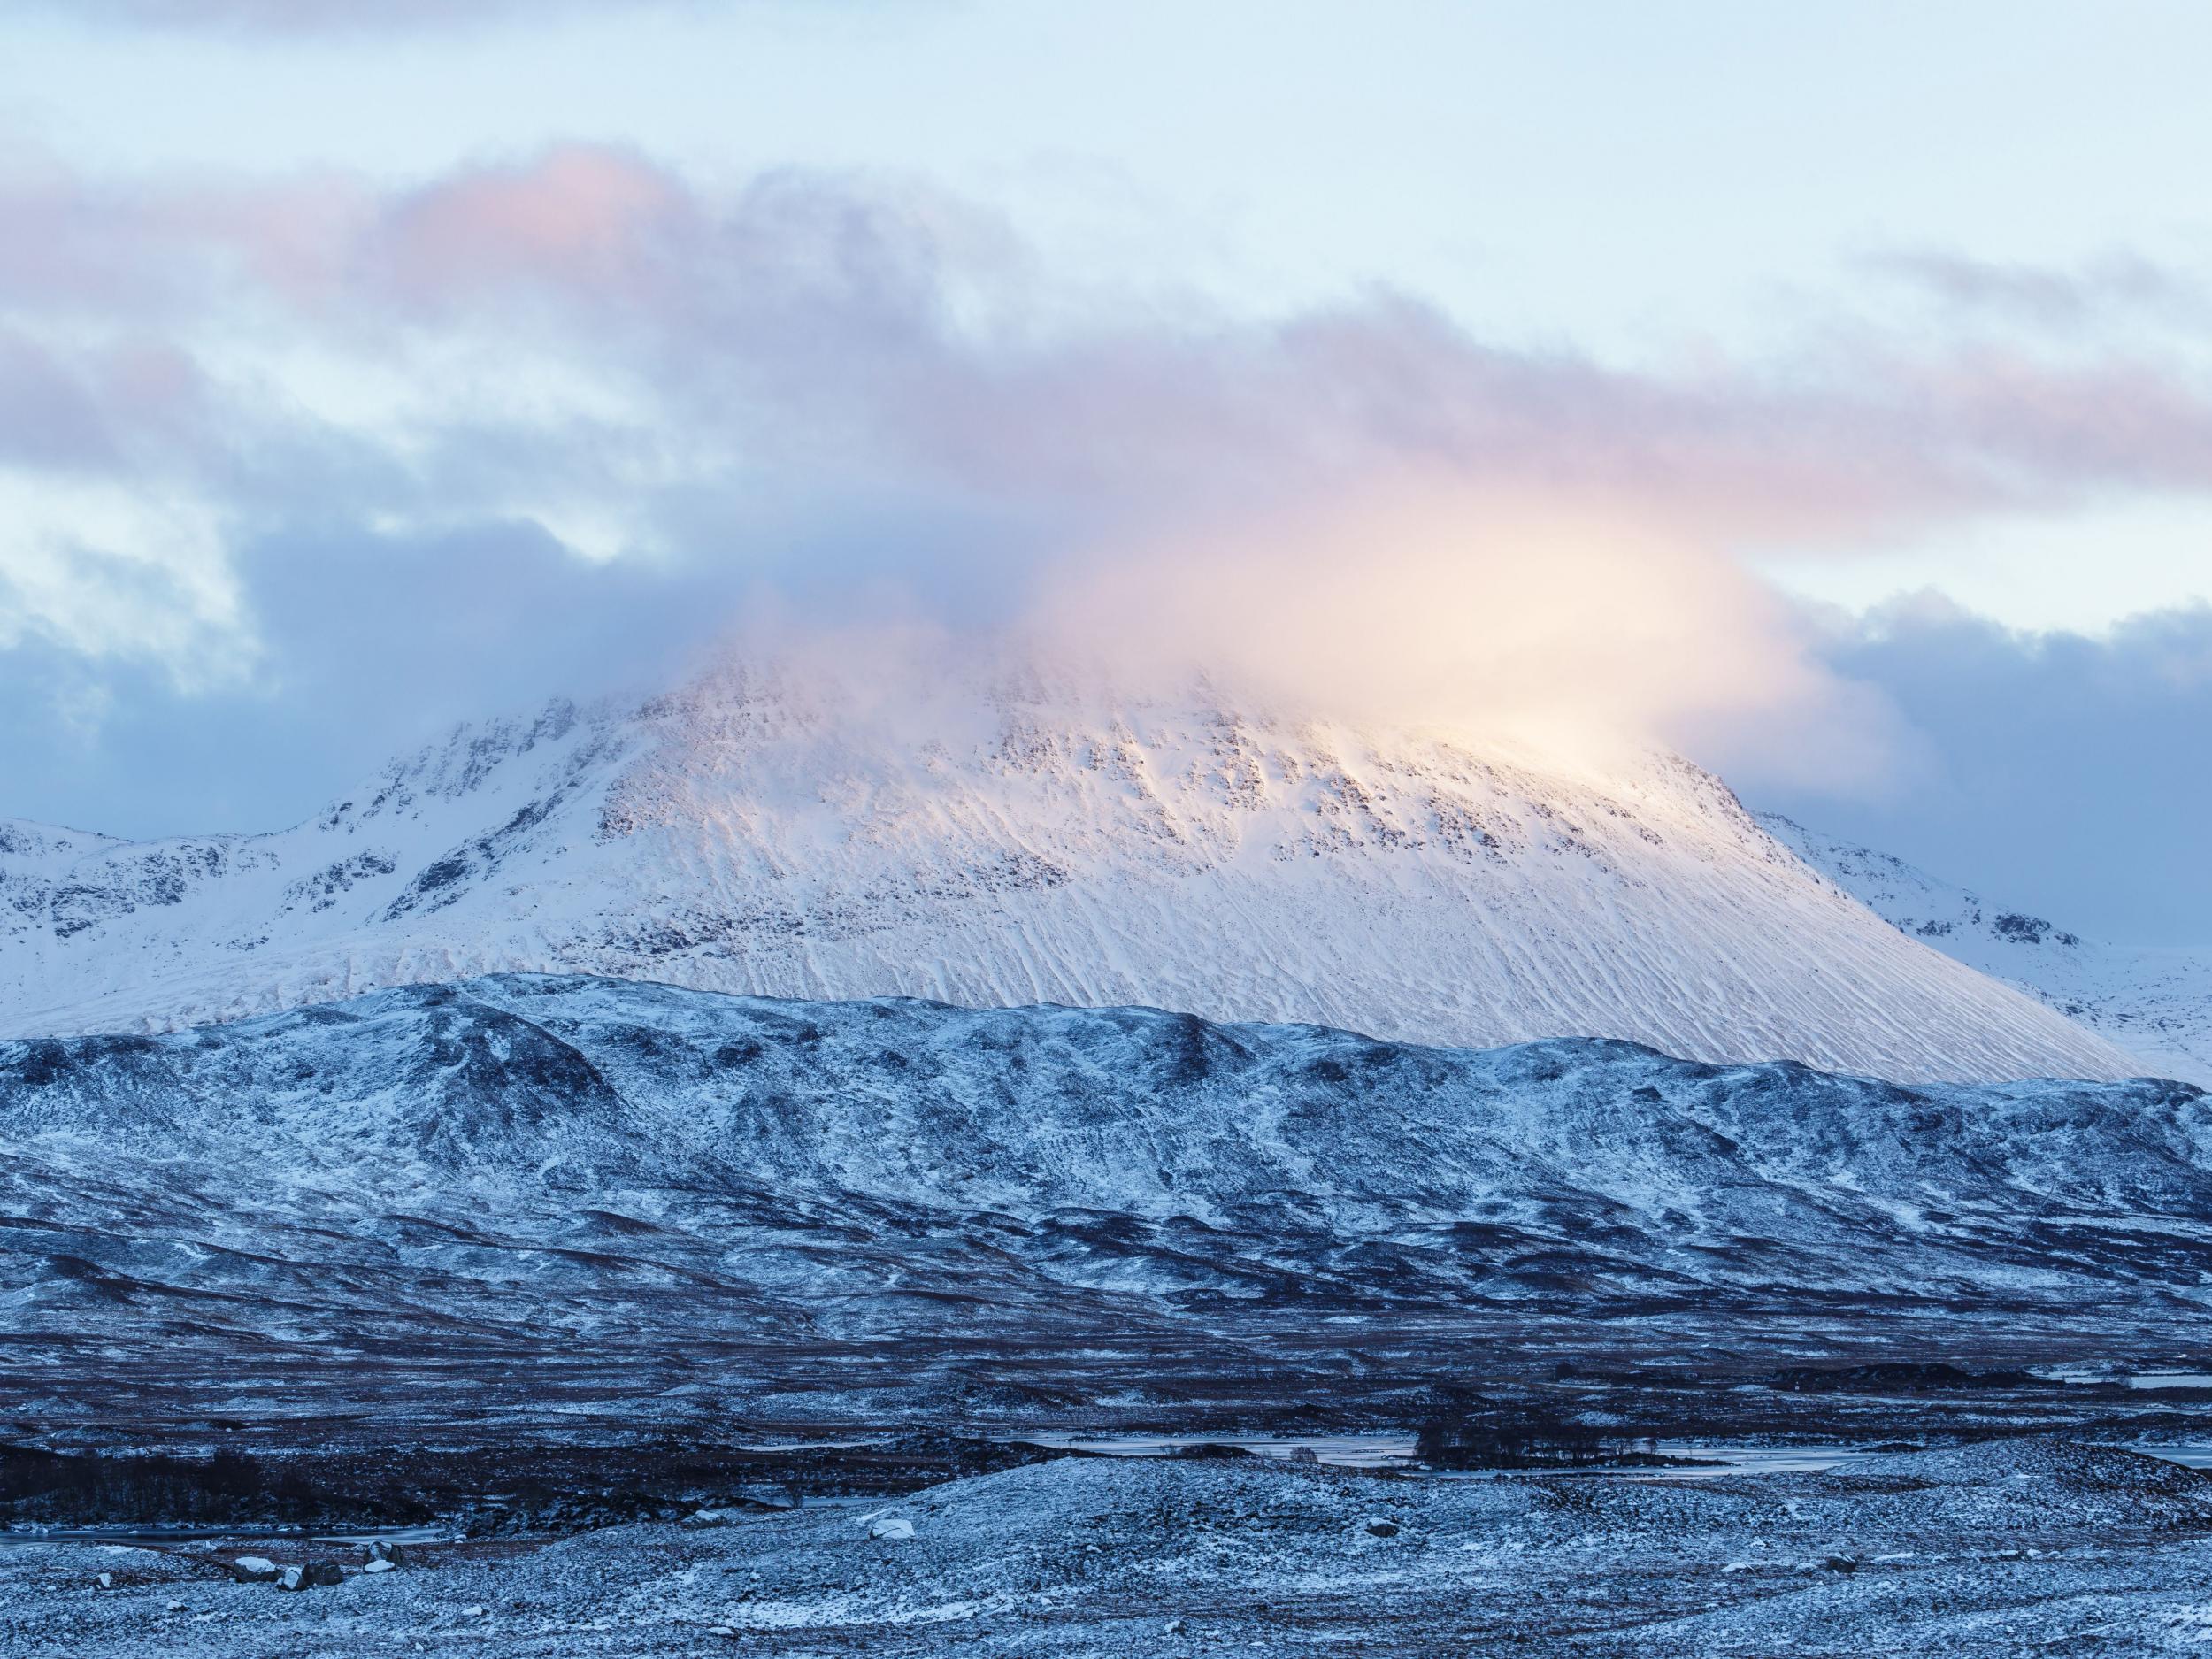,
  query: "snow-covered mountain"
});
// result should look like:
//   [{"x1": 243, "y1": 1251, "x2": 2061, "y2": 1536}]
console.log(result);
[
  {"x1": 1759, "y1": 814, "x2": 2212, "y2": 1087},
  {"x1": 0, "y1": 659, "x2": 2140, "y2": 1084},
  {"x1": 2, "y1": 974, "x2": 2202, "y2": 1431}
]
